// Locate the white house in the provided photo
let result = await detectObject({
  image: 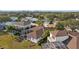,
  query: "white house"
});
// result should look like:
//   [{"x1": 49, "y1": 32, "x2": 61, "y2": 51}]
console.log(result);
[
  {"x1": 47, "y1": 30, "x2": 69, "y2": 42},
  {"x1": 5, "y1": 18, "x2": 33, "y2": 40},
  {"x1": 5, "y1": 17, "x2": 32, "y2": 29},
  {"x1": 22, "y1": 17, "x2": 39, "y2": 23},
  {"x1": 30, "y1": 18, "x2": 38, "y2": 22}
]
